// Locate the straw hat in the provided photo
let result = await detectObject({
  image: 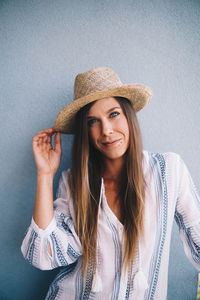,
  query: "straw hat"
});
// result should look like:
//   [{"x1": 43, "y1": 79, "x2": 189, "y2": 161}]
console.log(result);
[{"x1": 54, "y1": 67, "x2": 152, "y2": 134}]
